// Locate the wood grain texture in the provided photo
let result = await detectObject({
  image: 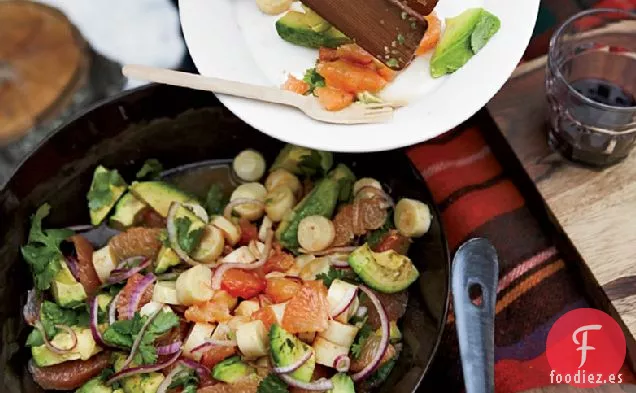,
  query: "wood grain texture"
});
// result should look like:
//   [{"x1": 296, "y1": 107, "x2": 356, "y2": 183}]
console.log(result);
[
  {"x1": 487, "y1": 55, "x2": 636, "y2": 366},
  {"x1": 0, "y1": 0, "x2": 88, "y2": 144}
]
